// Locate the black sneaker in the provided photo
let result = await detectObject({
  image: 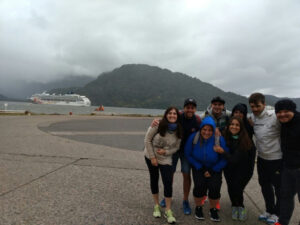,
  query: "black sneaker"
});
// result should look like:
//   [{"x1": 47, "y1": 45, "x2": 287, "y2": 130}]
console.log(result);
[
  {"x1": 210, "y1": 208, "x2": 220, "y2": 222},
  {"x1": 195, "y1": 206, "x2": 204, "y2": 220}
]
